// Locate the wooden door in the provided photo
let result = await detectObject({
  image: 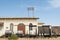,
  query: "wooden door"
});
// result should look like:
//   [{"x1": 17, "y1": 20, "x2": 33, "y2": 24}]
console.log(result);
[{"x1": 18, "y1": 24, "x2": 25, "y2": 34}]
